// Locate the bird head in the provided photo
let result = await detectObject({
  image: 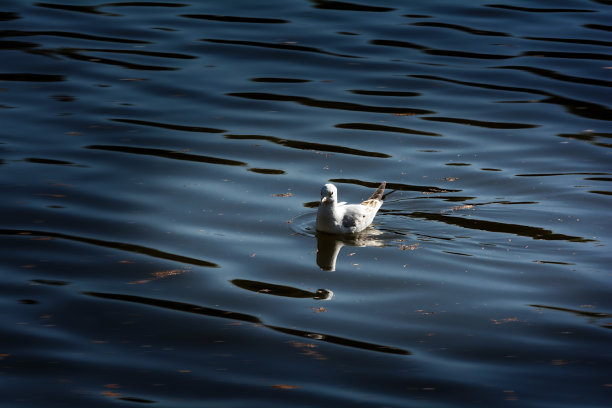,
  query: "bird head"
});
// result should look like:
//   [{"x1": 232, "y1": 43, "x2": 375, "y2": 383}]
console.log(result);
[{"x1": 320, "y1": 183, "x2": 337, "y2": 204}]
